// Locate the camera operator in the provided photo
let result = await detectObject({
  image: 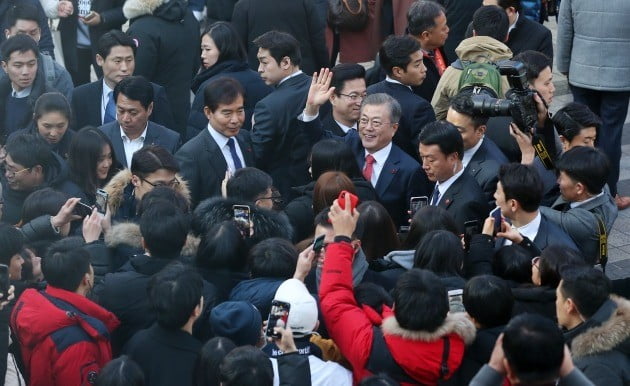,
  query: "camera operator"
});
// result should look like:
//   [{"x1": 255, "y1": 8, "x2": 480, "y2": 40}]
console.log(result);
[{"x1": 485, "y1": 50, "x2": 559, "y2": 165}]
